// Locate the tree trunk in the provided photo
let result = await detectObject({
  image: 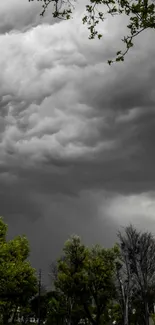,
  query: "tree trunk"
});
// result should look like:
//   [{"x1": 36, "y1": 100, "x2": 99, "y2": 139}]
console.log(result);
[
  {"x1": 144, "y1": 300, "x2": 149, "y2": 325},
  {"x1": 95, "y1": 312, "x2": 101, "y2": 325},
  {"x1": 3, "y1": 313, "x2": 9, "y2": 325},
  {"x1": 83, "y1": 303, "x2": 96, "y2": 325},
  {"x1": 12, "y1": 306, "x2": 18, "y2": 324},
  {"x1": 124, "y1": 298, "x2": 129, "y2": 325}
]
